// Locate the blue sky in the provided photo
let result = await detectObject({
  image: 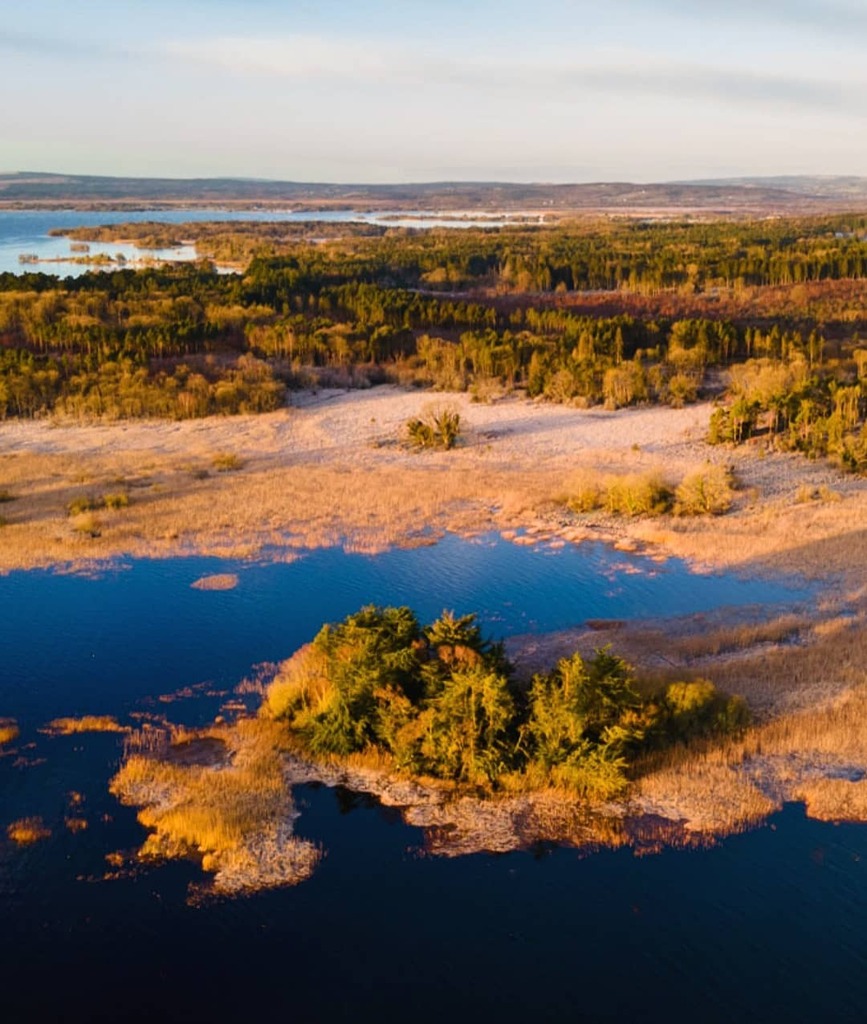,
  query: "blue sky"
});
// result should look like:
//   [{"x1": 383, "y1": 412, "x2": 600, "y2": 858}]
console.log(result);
[{"x1": 2, "y1": 0, "x2": 865, "y2": 182}]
